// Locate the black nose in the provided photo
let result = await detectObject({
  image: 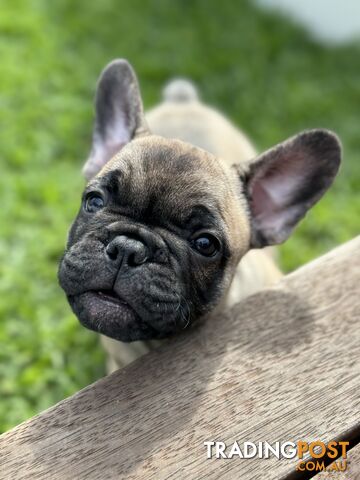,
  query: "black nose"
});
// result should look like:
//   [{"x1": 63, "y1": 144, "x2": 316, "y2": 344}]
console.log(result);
[{"x1": 105, "y1": 235, "x2": 148, "y2": 268}]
